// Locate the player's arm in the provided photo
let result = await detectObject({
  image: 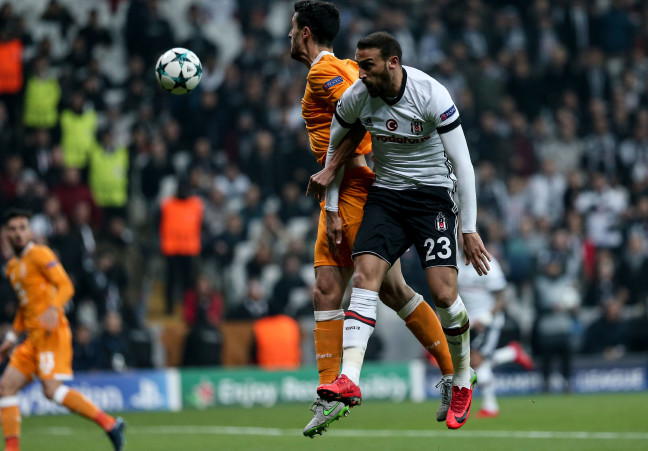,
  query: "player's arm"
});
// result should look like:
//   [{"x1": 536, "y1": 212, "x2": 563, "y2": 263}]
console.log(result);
[
  {"x1": 36, "y1": 248, "x2": 75, "y2": 330},
  {"x1": 439, "y1": 123, "x2": 491, "y2": 275},
  {"x1": 306, "y1": 115, "x2": 365, "y2": 201}
]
